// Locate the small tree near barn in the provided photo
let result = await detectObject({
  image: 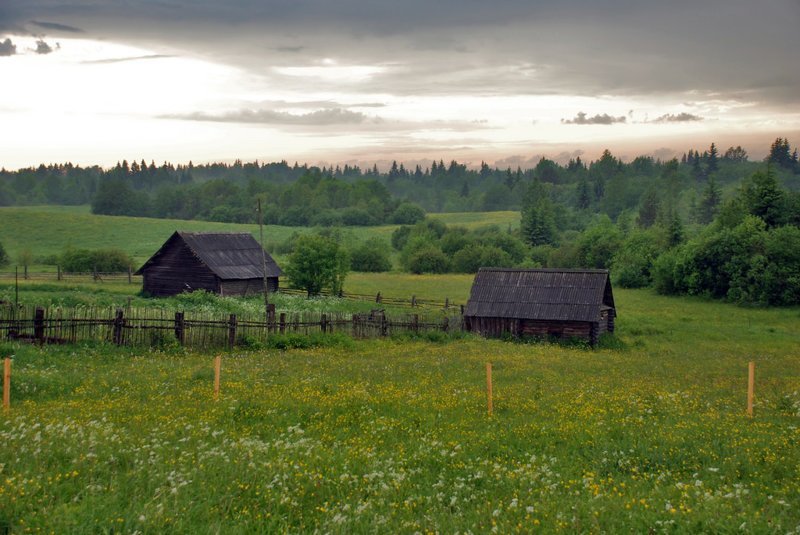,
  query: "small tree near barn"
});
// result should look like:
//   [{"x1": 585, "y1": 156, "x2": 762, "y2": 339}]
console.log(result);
[{"x1": 286, "y1": 234, "x2": 349, "y2": 297}]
